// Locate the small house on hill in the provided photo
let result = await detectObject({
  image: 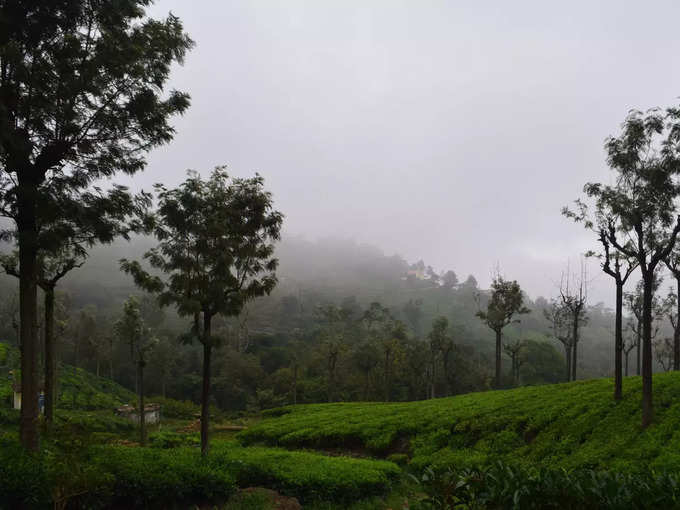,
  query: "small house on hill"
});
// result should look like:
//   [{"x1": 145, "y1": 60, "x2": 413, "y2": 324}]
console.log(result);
[{"x1": 116, "y1": 403, "x2": 161, "y2": 424}]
